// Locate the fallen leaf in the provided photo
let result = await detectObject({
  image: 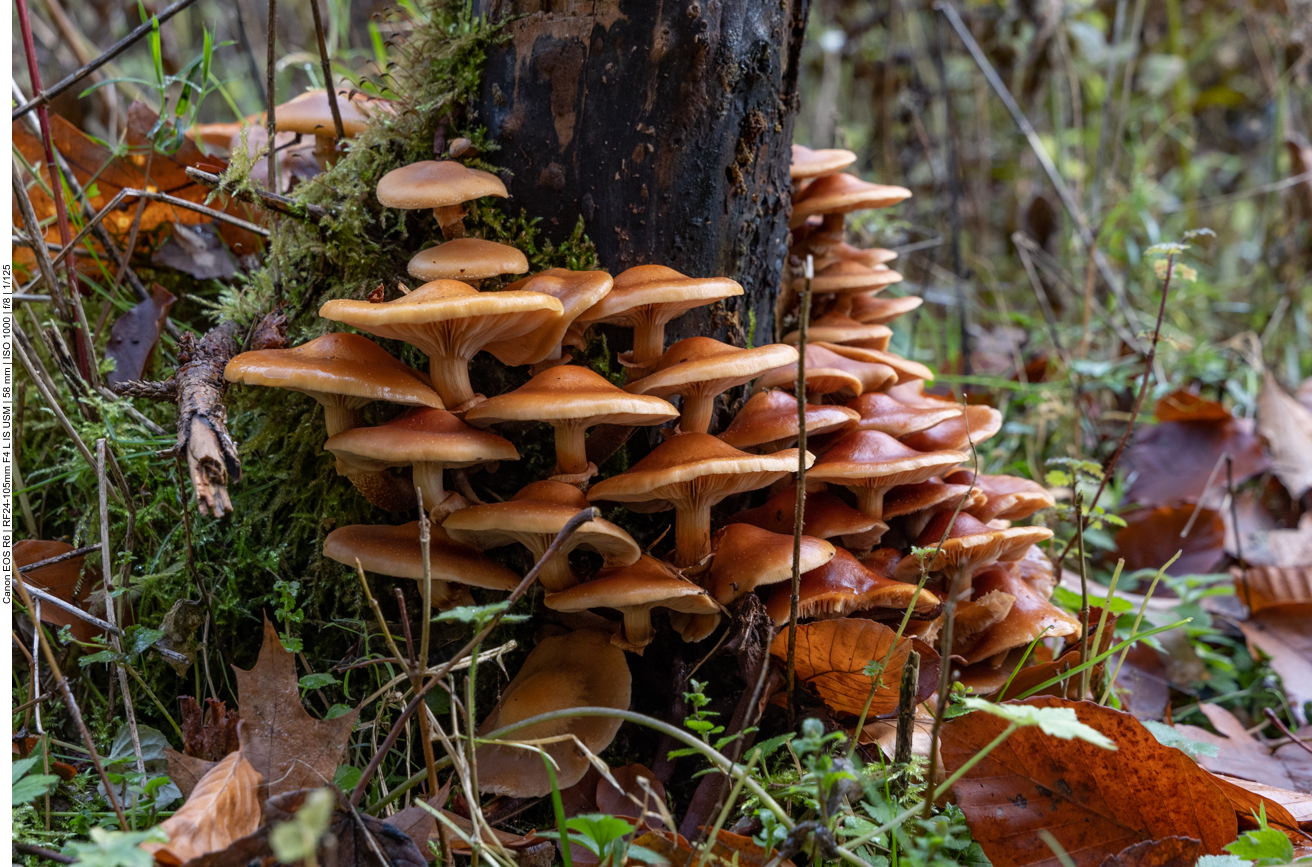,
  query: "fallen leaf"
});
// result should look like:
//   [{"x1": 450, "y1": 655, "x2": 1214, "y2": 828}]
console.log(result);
[
  {"x1": 163, "y1": 747, "x2": 216, "y2": 800},
  {"x1": 1232, "y1": 566, "x2": 1312, "y2": 613},
  {"x1": 143, "y1": 744, "x2": 262, "y2": 865},
  {"x1": 1209, "y1": 773, "x2": 1312, "y2": 826},
  {"x1": 1203, "y1": 770, "x2": 1303, "y2": 836},
  {"x1": 1110, "y1": 643, "x2": 1172, "y2": 721},
  {"x1": 941, "y1": 697, "x2": 1237, "y2": 867},
  {"x1": 634, "y1": 827, "x2": 793, "y2": 867},
  {"x1": 1155, "y1": 392, "x2": 1232, "y2": 423},
  {"x1": 597, "y1": 763, "x2": 669, "y2": 828},
  {"x1": 152, "y1": 223, "x2": 238, "y2": 280},
  {"x1": 1099, "y1": 837, "x2": 1203, "y2": 867},
  {"x1": 767, "y1": 619, "x2": 936, "y2": 719},
  {"x1": 105, "y1": 284, "x2": 175, "y2": 386},
  {"x1": 232, "y1": 617, "x2": 361, "y2": 801},
  {"x1": 1172, "y1": 703, "x2": 1309, "y2": 791},
  {"x1": 1266, "y1": 514, "x2": 1312, "y2": 568},
  {"x1": 1115, "y1": 505, "x2": 1225, "y2": 576},
  {"x1": 1123, "y1": 414, "x2": 1267, "y2": 509},
  {"x1": 1237, "y1": 603, "x2": 1312, "y2": 724},
  {"x1": 1258, "y1": 372, "x2": 1312, "y2": 500},
  {"x1": 13, "y1": 539, "x2": 99, "y2": 642},
  {"x1": 180, "y1": 696, "x2": 241, "y2": 762}
]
